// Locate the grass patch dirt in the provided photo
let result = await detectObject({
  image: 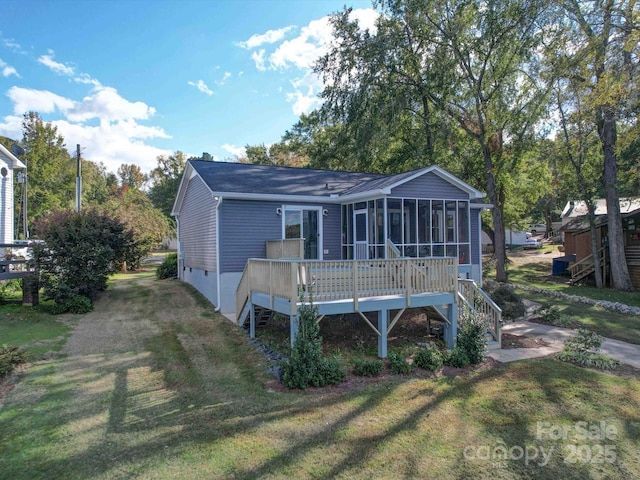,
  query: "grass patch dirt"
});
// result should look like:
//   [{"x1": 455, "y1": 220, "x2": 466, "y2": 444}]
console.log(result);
[
  {"x1": 0, "y1": 266, "x2": 639, "y2": 479},
  {"x1": 0, "y1": 303, "x2": 75, "y2": 359}
]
